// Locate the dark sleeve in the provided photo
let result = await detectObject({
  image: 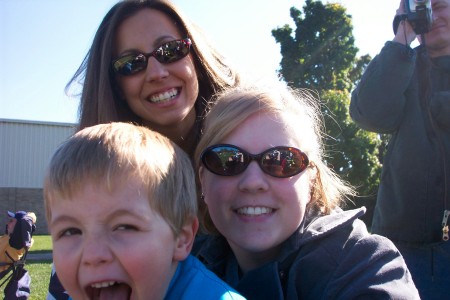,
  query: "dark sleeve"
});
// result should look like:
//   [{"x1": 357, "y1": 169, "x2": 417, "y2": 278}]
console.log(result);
[
  {"x1": 47, "y1": 265, "x2": 72, "y2": 300},
  {"x1": 9, "y1": 217, "x2": 35, "y2": 250},
  {"x1": 350, "y1": 42, "x2": 417, "y2": 133},
  {"x1": 328, "y1": 234, "x2": 420, "y2": 299}
]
